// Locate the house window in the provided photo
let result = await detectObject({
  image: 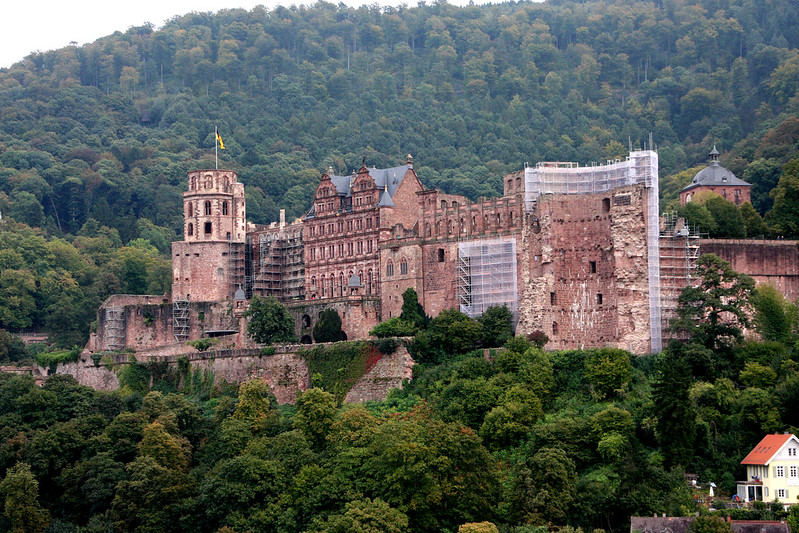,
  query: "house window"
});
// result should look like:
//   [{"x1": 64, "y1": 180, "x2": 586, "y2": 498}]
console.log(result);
[
  {"x1": 222, "y1": 201, "x2": 229, "y2": 215},
  {"x1": 790, "y1": 465, "x2": 797, "y2": 478},
  {"x1": 590, "y1": 261, "x2": 597, "y2": 273},
  {"x1": 204, "y1": 201, "x2": 212, "y2": 215},
  {"x1": 187, "y1": 223, "x2": 194, "y2": 236},
  {"x1": 438, "y1": 248, "x2": 445, "y2": 262},
  {"x1": 789, "y1": 448, "x2": 797, "y2": 457},
  {"x1": 596, "y1": 293, "x2": 603, "y2": 305},
  {"x1": 188, "y1": 203, "x2": 193, "y2": 217},
  {"x1": 204, "y1": 222, "x2": 212, "y2": 234},
  {"x1": 386, "y1": 261, "x2": 394, "y2": 277},
  {"x1": 400, "y1": 258, "x2": 408, "y2": 275},
  {"x1": 777, "y1": 489, "x2": 787, "y2": 499},
  {"x1": 550, "y1": 292, "x2": 557, "y2": 305},
  {"x1": 776, "y1": 466, "x2": 785, "y2": 477},
  {"x1": 367, "y1": 240, "x2": 373, "y2": 252}
]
